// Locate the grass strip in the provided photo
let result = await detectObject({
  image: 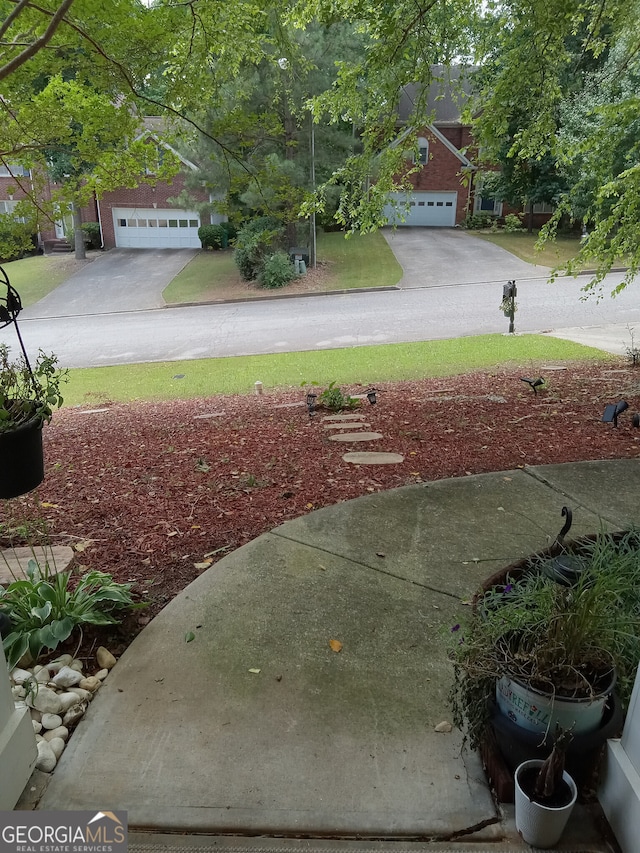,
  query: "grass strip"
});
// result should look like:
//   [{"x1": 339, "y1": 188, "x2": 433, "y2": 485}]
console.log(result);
[{"x1": 62, "y1": 334, "x2": 608, "y2": 407}]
